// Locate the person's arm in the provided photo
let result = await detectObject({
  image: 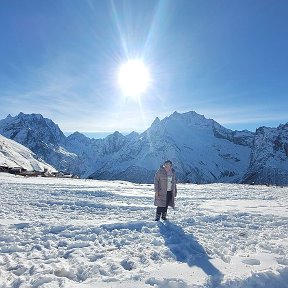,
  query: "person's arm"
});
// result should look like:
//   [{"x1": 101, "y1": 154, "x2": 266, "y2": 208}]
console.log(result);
[
  {"x1": 174, "y1": 173, "x2": 177, "y2": 197},
  {"x1": 154, "y1": 171, "x2": 160, "y2": 196}
]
